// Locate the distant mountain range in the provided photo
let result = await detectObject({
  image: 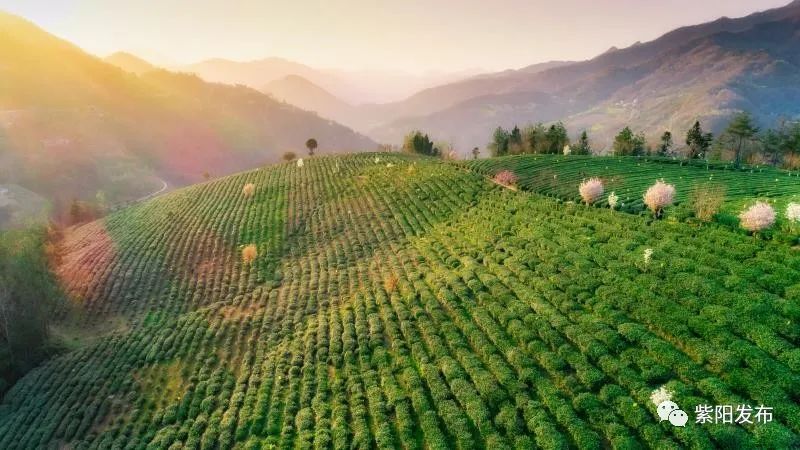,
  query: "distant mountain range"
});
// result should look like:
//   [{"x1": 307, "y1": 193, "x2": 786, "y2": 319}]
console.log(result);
[
  {"x1": 171, "y1": 1, "x2": 800, "y2": 154},
  {"x1": 244, "y1": 61, "x2": 576, "y2": 132},
  {"x1": 0, "y1": 12, "x2": 375, "y2": 216},
  {"x1": 367, "y1": 0, "x2": 800, "y2": 151},
  {"x1": 179, "y1": 58, "x2": 480, "y2": 104}
]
